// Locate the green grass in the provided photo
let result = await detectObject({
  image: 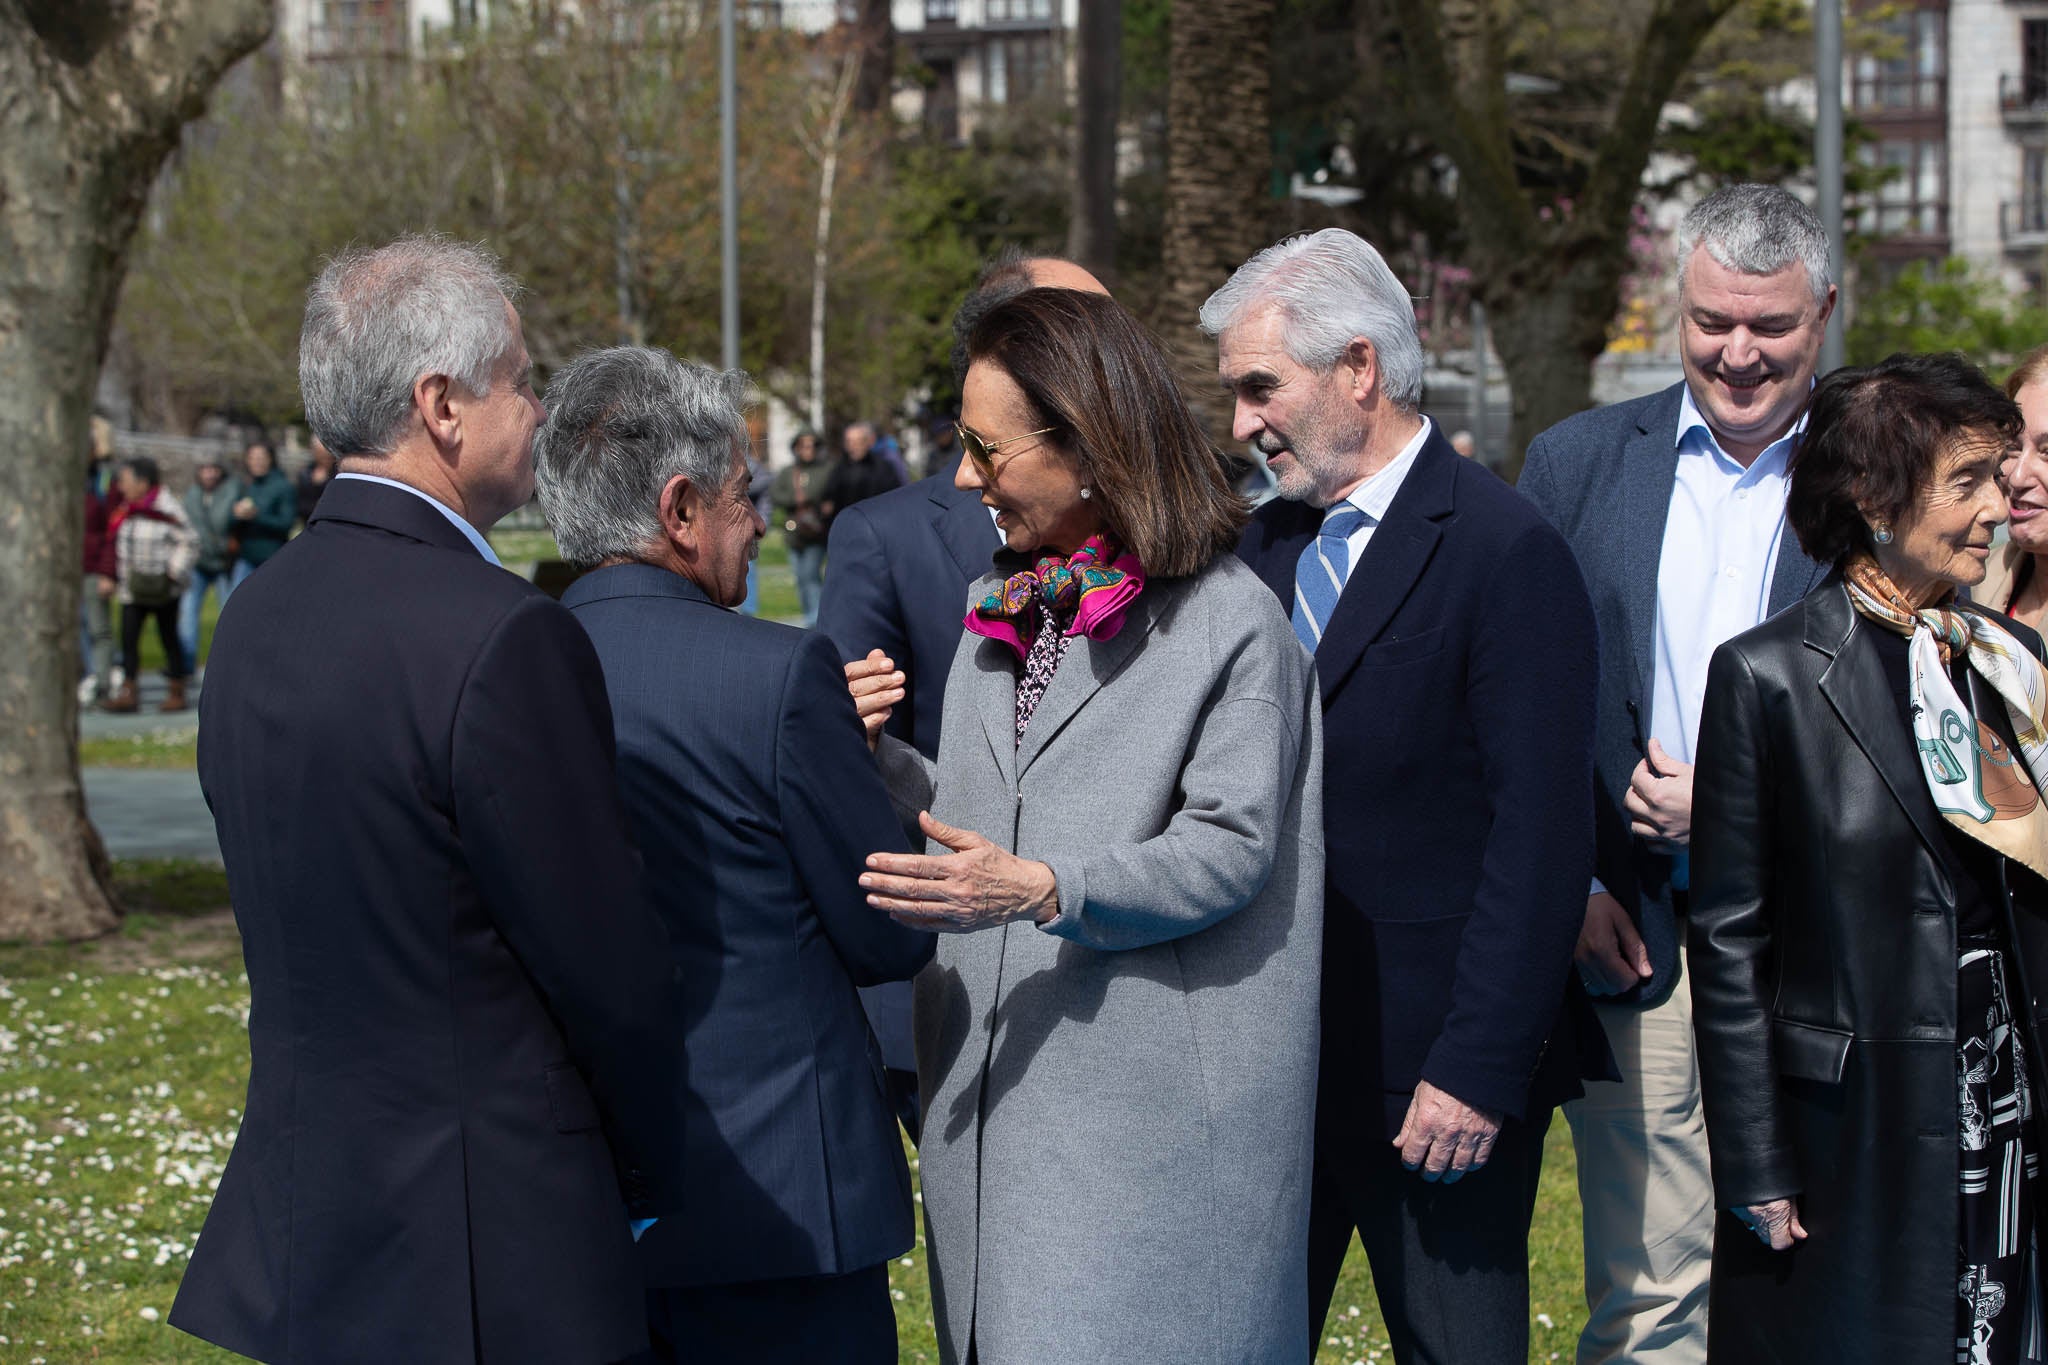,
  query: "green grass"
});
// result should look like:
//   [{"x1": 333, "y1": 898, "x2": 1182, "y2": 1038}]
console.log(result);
[
  {"x1": 80, "y1": 730, "x2": 200, "y2": 771},
  {"x1": 0, "y1": 858, "x2": 1591, "y2": 1363}
]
